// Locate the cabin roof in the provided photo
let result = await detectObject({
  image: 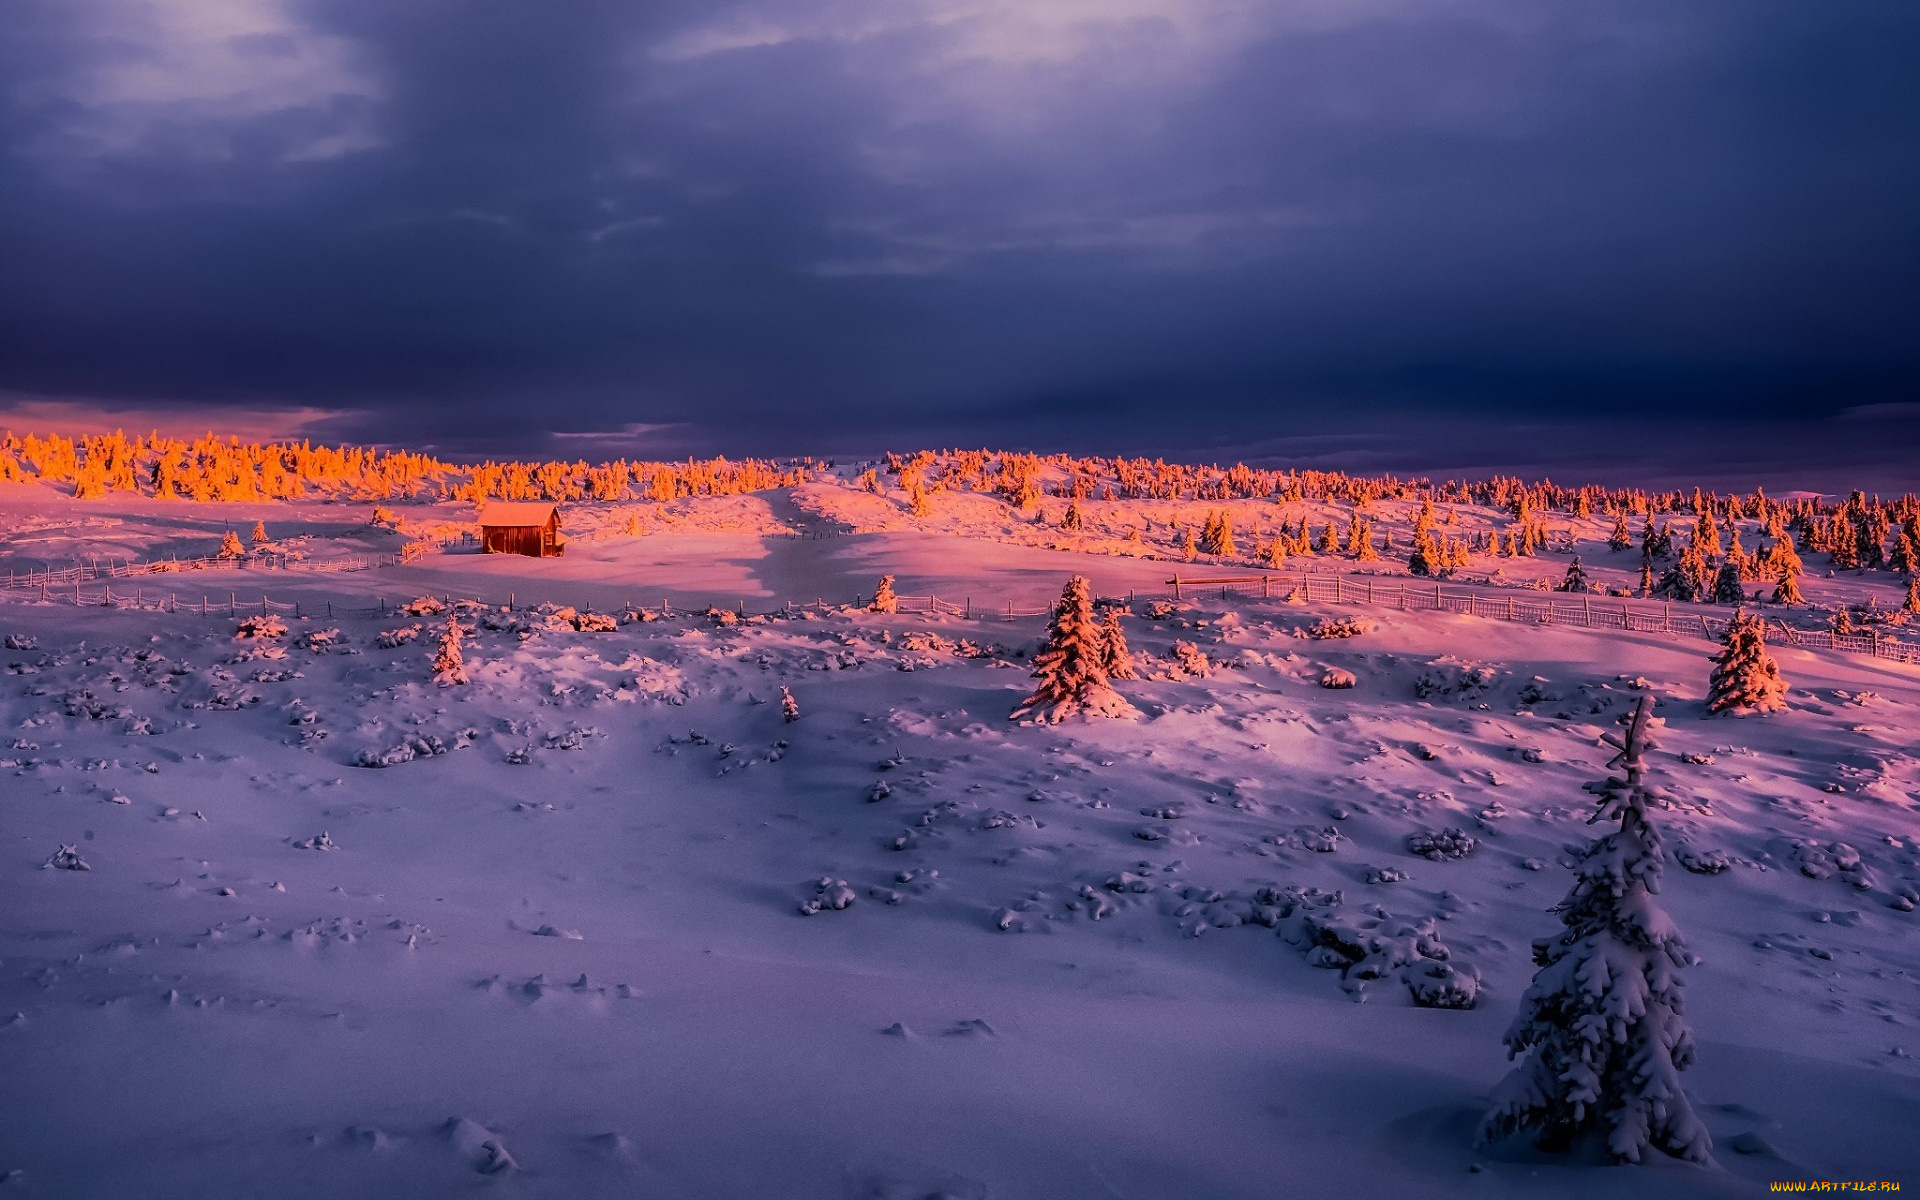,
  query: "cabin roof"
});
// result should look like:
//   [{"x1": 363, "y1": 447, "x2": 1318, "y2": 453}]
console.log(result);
[{"x1": 476, "y1": 502, "x2": 559, "y2": 527}]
